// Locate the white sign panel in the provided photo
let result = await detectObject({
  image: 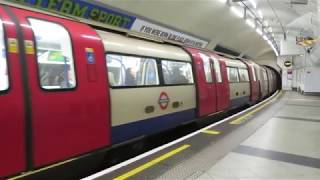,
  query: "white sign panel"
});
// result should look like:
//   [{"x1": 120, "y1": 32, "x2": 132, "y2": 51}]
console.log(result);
[{"x1": 131, "y1": 19, "x2": 209, "y2": 48}]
